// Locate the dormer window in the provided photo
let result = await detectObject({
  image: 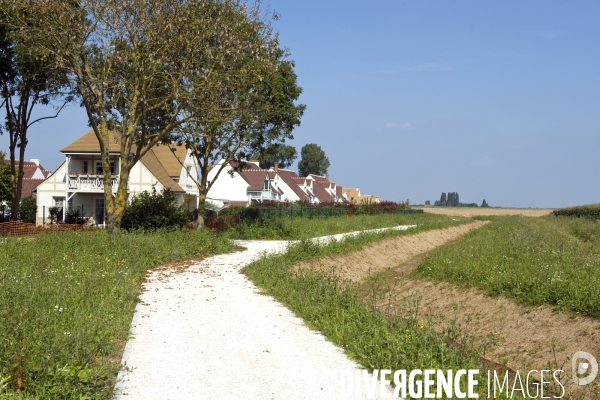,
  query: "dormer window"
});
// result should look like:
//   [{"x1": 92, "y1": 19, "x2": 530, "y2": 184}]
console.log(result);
[{"x1": 263, "y1": 178, "x2": 270, "y2": 190}]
